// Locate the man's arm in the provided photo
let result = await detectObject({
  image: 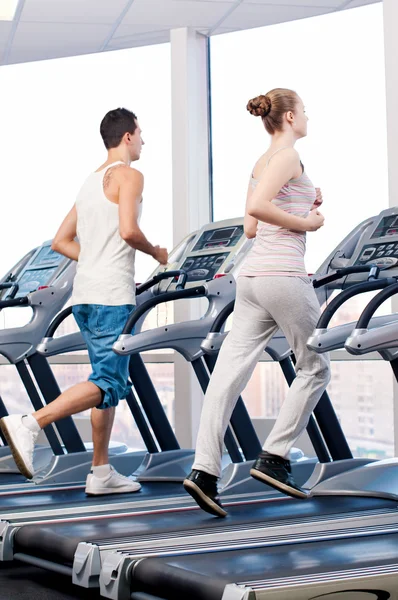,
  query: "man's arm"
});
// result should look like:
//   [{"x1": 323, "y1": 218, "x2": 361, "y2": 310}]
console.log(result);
[
  {"x1": 118, "y1": 168, "x2": 168, "y2": 264},
  {"x1": 51, "y1": 205, "x2": 80, "y2": 261}
]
